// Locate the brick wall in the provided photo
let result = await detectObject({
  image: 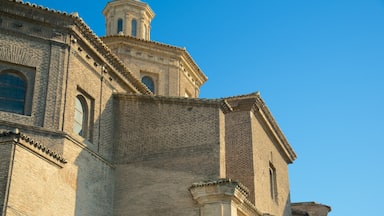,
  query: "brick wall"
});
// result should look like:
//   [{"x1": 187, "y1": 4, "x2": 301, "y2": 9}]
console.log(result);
[
  {"x1": 112, "y1": 94, "x2": 226, "y2": 215},
  {"x1": 0, "y1": 30, "x2": 51, "y2": 128},
  {"x1": 0, "y1": 4, "x2": 131, "y2": 215},
  {"x1": 225, "y1": 110, "x2": 256, "y2": 202},
  {"x1": 61, "y1": 36, "x2": 132, "y2": 160},
  {"x1": 225, "y1": 96, "x2": 292, "y2": 216}
]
